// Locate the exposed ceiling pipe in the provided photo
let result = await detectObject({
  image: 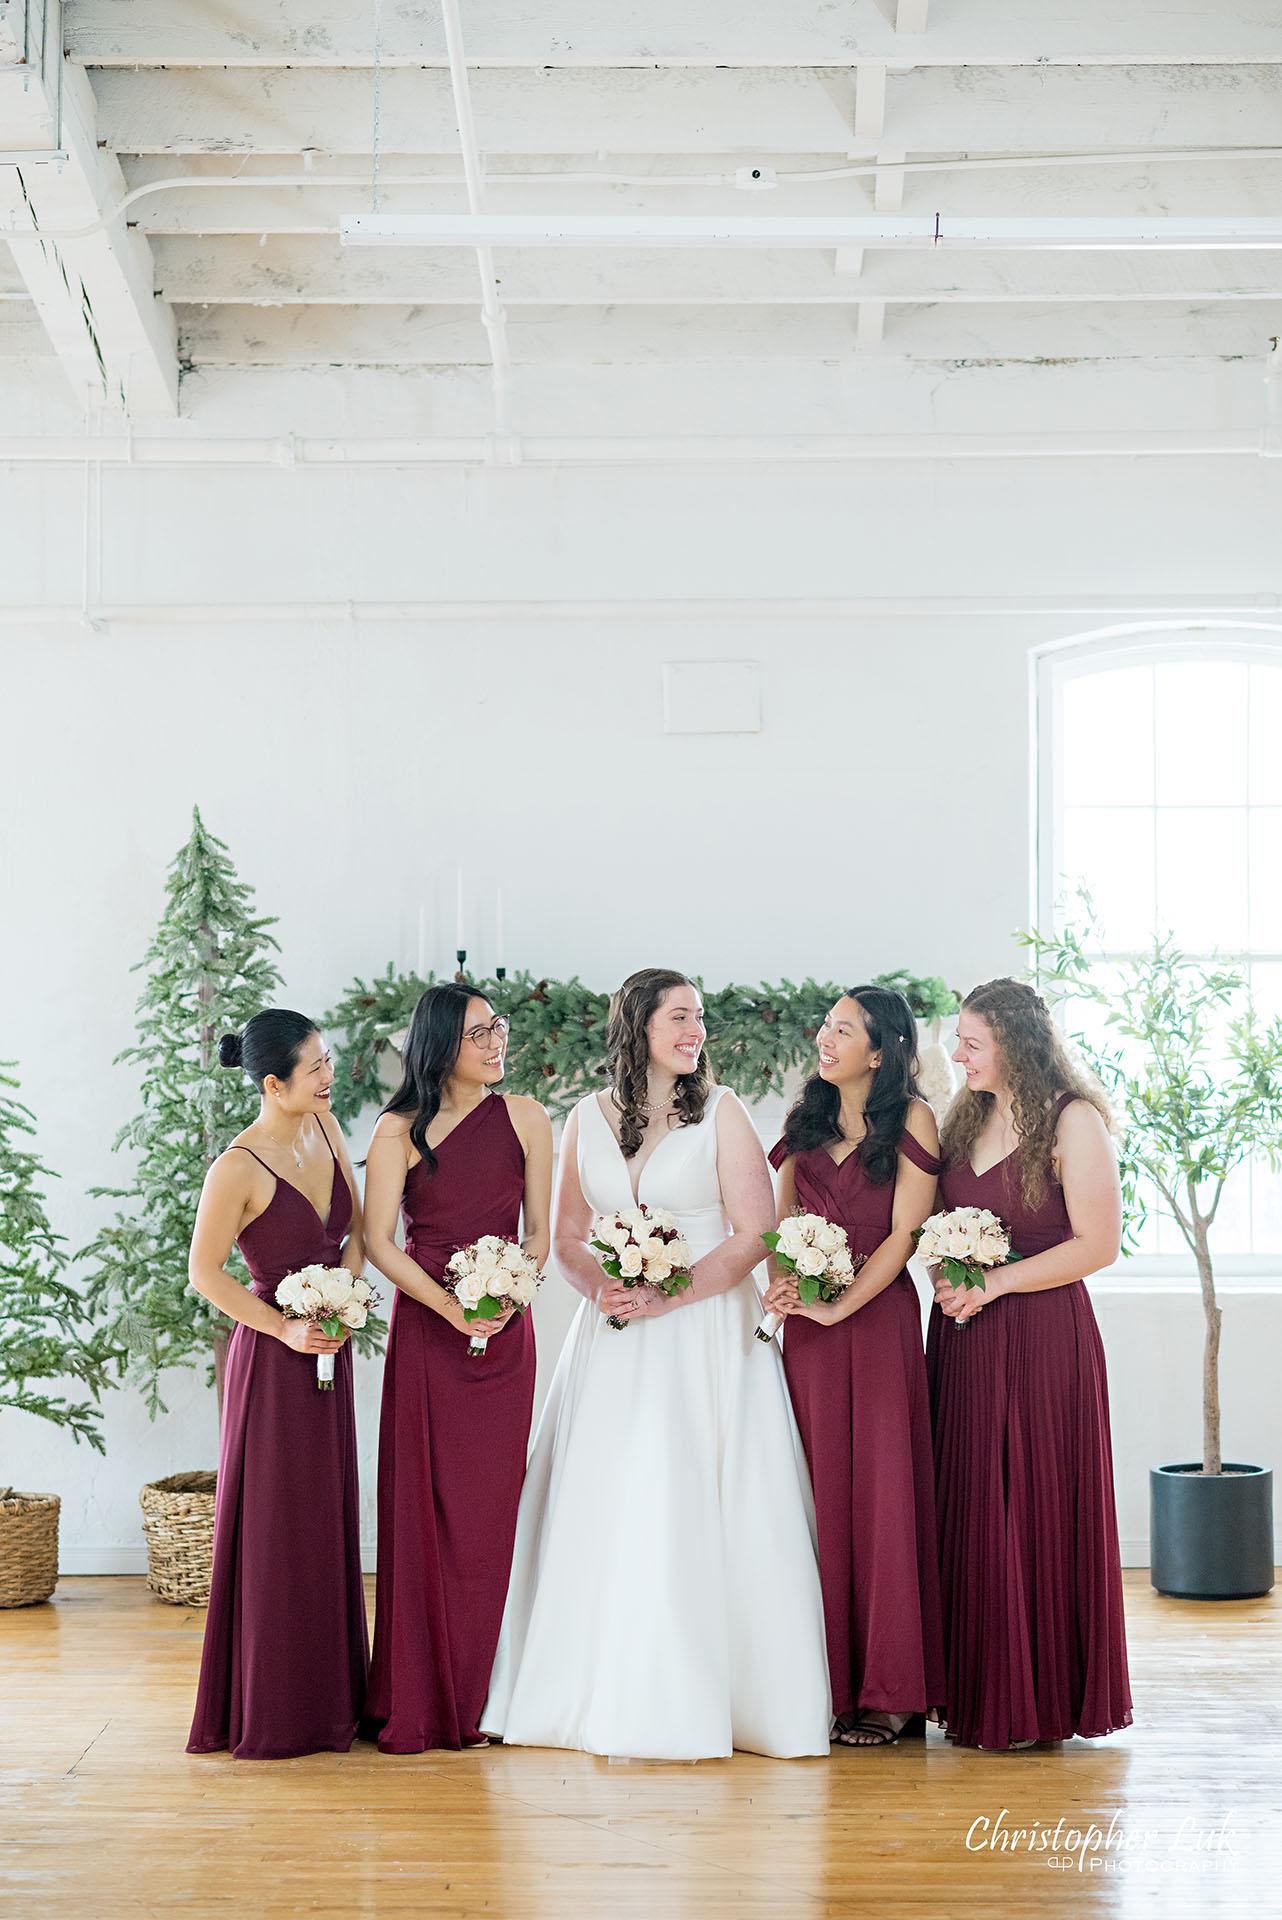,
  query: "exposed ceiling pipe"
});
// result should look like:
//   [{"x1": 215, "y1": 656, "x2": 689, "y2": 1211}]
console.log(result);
[
  {"x1": 10, "y1": 149, "x2": 1282, "y2": 245},
  {"x1": 0, "y1": 430, "x2": 1264, "y2": 466},
  {"x1": 438, "y1": 0, "x2": 517, "y2": 460}
]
